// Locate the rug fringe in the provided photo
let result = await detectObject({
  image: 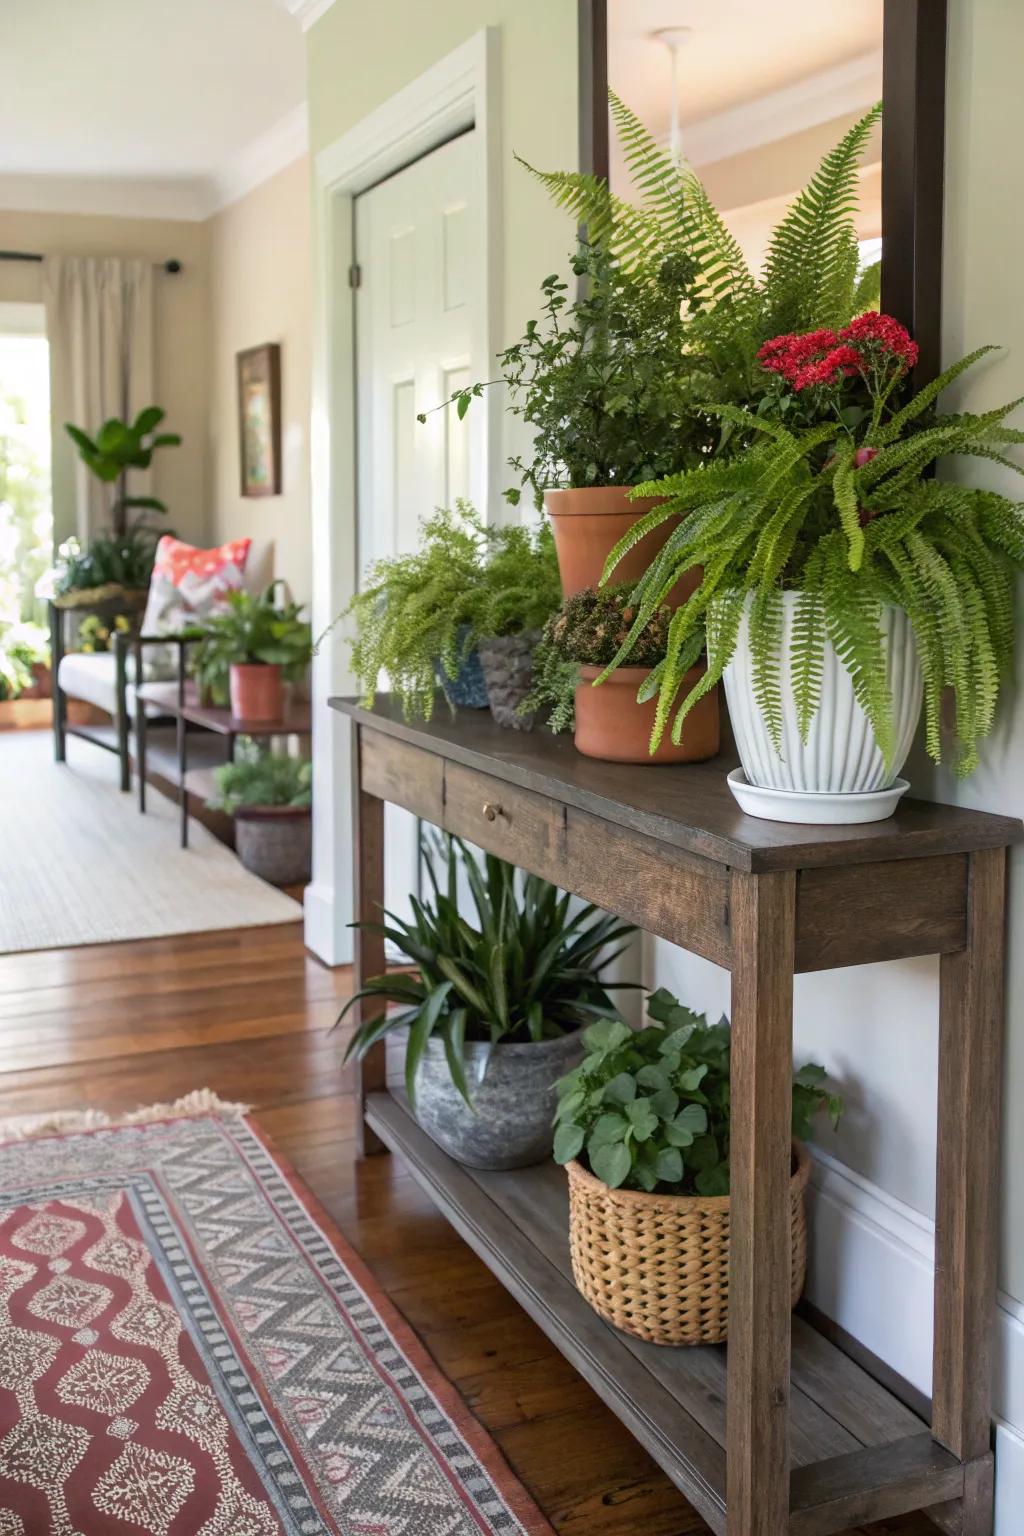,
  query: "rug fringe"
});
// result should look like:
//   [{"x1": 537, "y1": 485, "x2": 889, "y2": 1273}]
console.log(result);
[{"x1": 0, "y1": 1089, "x2": 250, "y2": 1143}]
